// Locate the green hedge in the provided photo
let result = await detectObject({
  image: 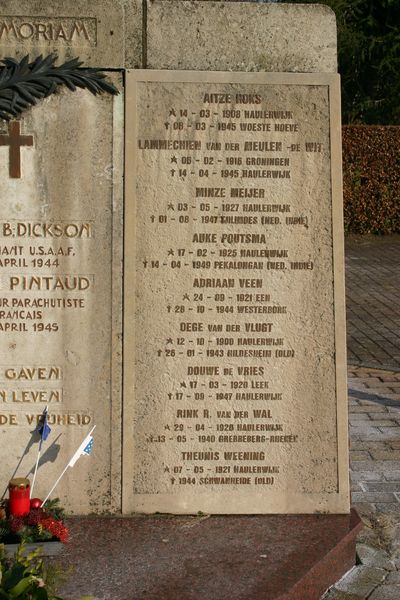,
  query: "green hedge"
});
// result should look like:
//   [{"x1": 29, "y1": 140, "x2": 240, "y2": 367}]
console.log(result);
[{"x1": 342, "y1": 126, "x2": 400, "y2": 234}]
